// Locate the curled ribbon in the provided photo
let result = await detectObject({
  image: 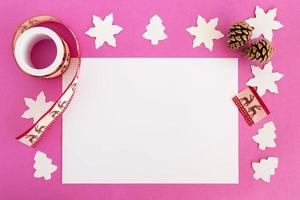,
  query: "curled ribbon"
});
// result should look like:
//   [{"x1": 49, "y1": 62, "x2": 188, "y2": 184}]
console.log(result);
[{"x1": 13, "y1": 16, "x2": 81, "y2": 147}]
